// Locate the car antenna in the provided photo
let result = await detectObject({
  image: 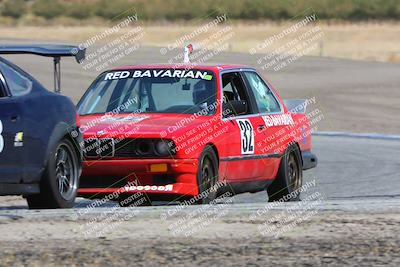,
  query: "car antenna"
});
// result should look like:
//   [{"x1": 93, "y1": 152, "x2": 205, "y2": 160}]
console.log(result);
[{"x1": 183, "y1": 44, "x2": 193, "y2": 63}]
